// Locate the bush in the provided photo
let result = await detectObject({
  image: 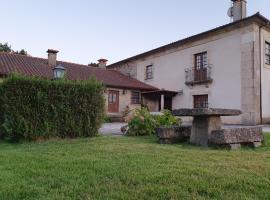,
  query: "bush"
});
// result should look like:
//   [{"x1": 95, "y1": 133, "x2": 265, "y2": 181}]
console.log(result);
[
  {"x1": 0, "y1": 74, "x2": 105, "y2": 142},
  {"x1": 155, "y1": 110, "x2": 182, "y2": 128},
  {"x1": 127, "y1": 108, "x2": 156, "y2": 136},
  {"x1": 127, "y1": 108, "x2": 181, "y2": 136}
]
